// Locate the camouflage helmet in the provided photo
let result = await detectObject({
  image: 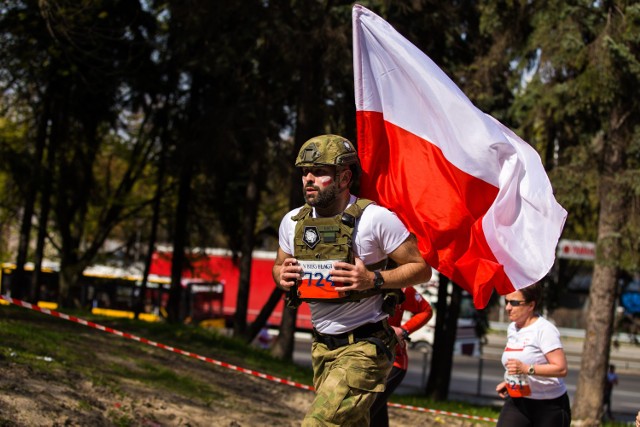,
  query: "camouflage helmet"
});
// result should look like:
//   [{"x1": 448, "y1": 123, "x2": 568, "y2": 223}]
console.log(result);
[{"x1": 295, "y1": 134, "x2": 359, "y2": 168}]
